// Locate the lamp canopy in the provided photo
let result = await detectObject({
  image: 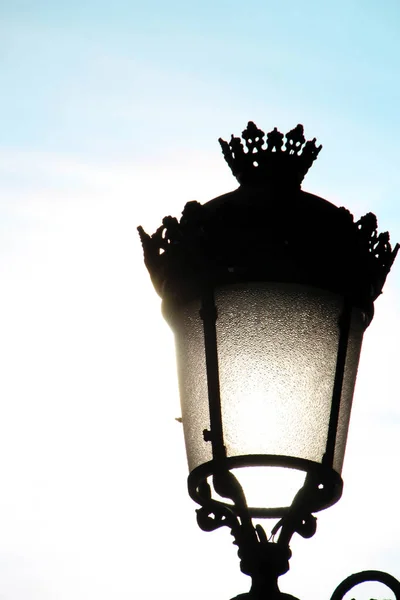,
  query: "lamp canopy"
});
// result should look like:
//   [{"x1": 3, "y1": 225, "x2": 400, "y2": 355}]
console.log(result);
[{"x1": 139, "y1": 122, "x2": 397, "y2": 323}]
